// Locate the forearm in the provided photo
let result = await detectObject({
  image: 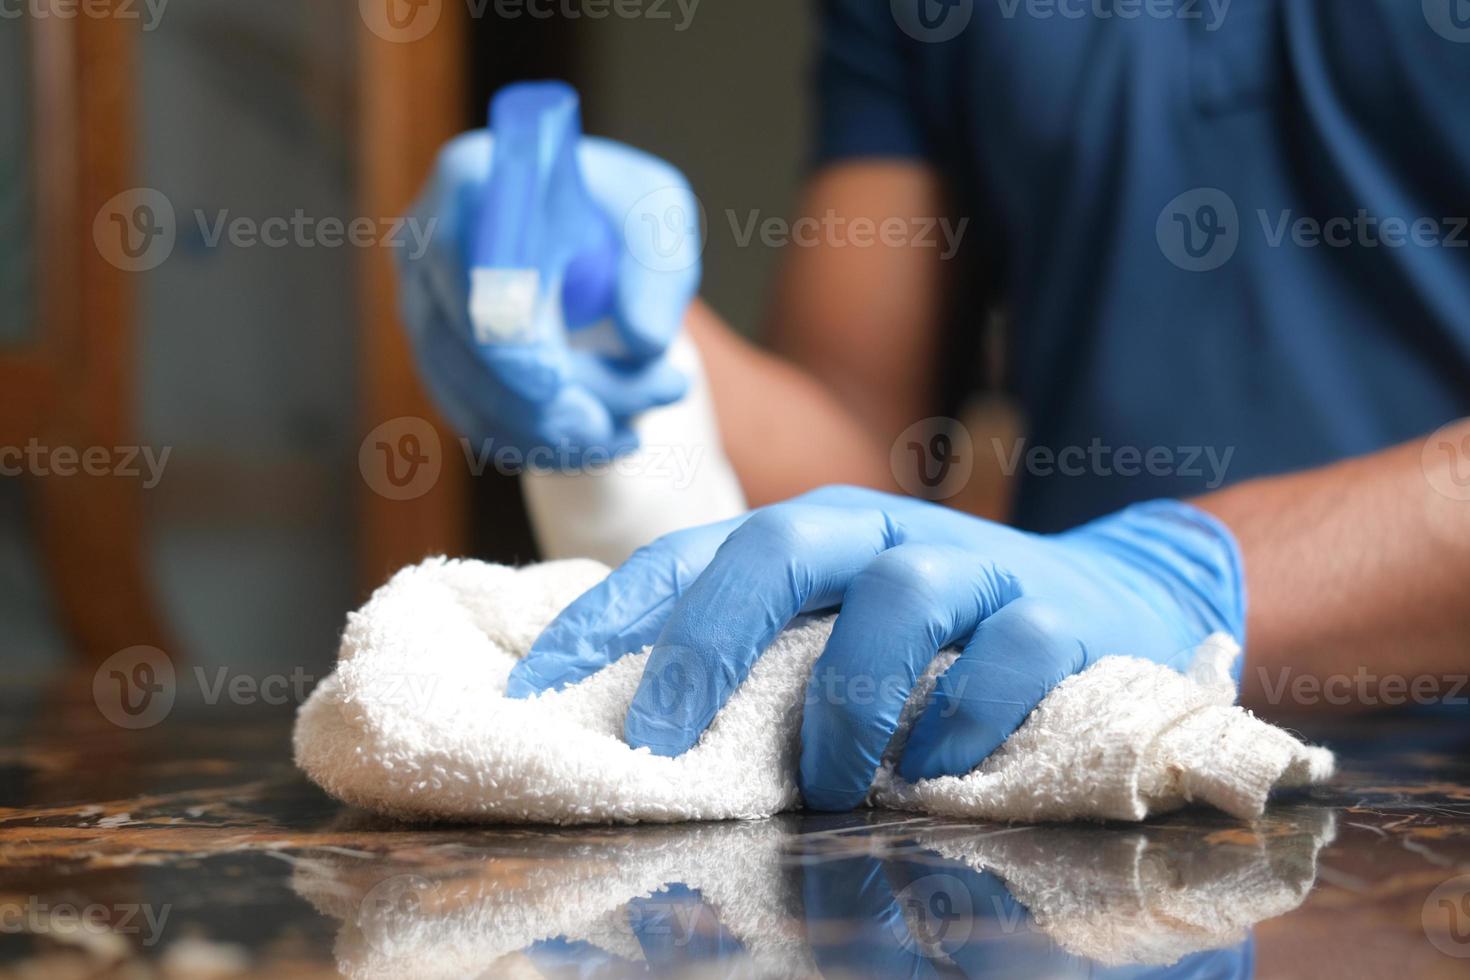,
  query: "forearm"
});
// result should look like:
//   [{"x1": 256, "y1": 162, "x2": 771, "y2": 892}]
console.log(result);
[
  {"x1": 1197, "y1": 420, "x2": 1470, "y2": 712},
  {"x1": 685, "y1": 300, "x2": 896, "y2": 506}
]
